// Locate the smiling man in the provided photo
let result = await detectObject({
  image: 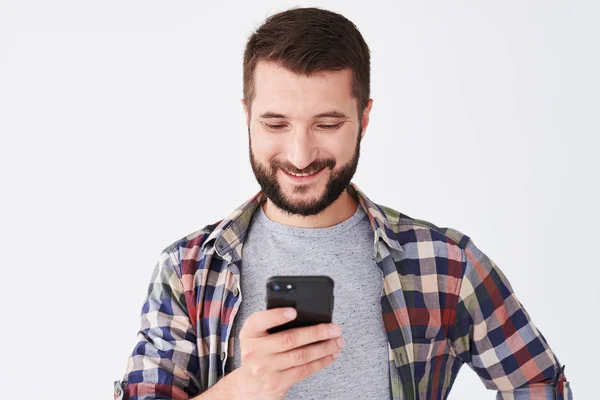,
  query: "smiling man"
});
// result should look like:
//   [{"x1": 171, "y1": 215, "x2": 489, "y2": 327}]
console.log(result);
[
  {"x1": 114, "y1": 7, "x2": 572, "y2": 400},
  {"x1": 247, "y1": 62, "x2": 366, "y2": 223}
]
